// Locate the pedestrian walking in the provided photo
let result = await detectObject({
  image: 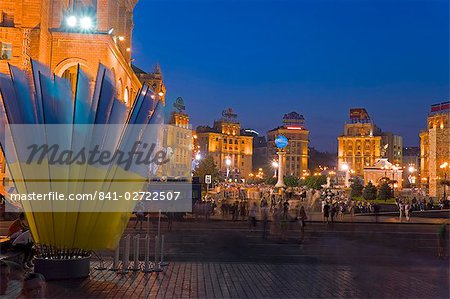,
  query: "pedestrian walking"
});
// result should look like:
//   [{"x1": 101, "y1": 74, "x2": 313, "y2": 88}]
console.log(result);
[
  {"x1": 248, "y1": 202, "x2": 258, "y2": 230},
  {"x1": 134, "y1": 201, "x2": 145, "y2": 230},
  {"x1": 298, "y1": 206, "x2": 307, "y2": 242},
  {"x1": 398, "y1": 202, "x2": 404, "y2": 222},
  {"x1": 438, "y1": 223, "x2": 447, "y2": 258},
  {"x1": 260, "y1": 199, "x2": 270, "y2": 239},
  {"x1": 323, "y1": 202, "x2": 330, "y2": 224},
  {"x1": 405, "y1": 203, "x2": 411, "y2": 222}
]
